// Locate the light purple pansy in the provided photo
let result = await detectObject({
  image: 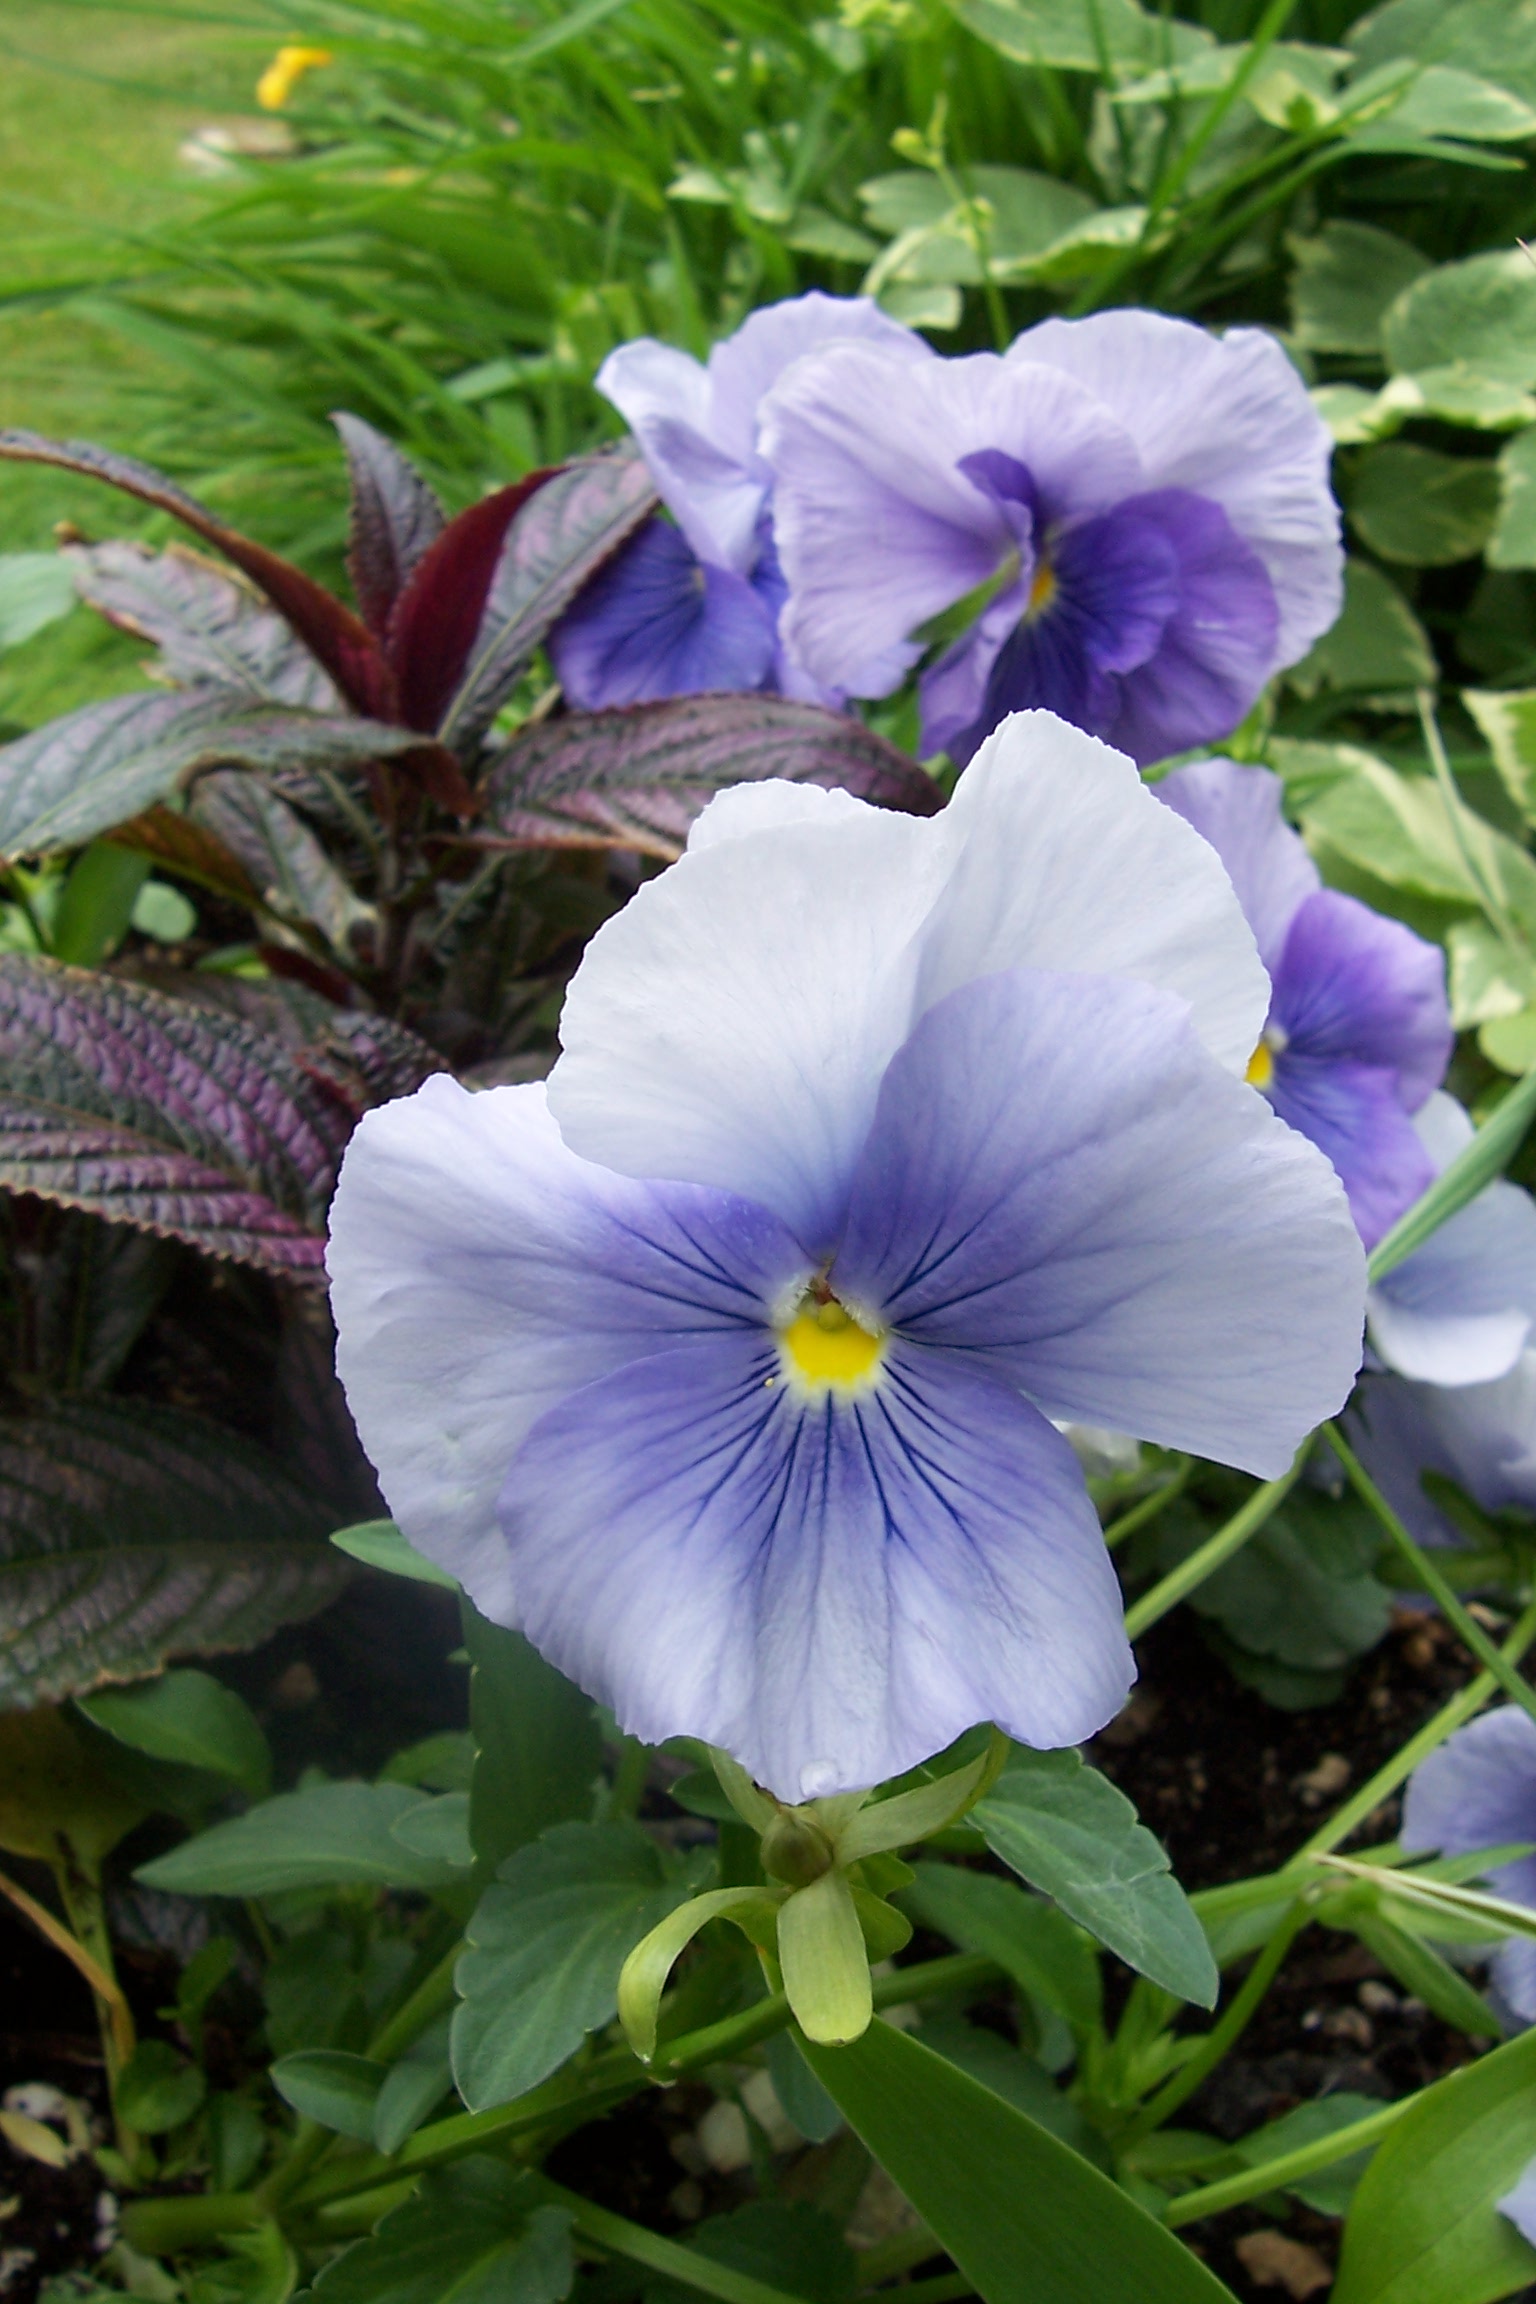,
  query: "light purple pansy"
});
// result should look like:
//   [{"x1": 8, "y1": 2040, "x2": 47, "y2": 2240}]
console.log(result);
[
  {"x1": 548, "y1": 293, "x2": 925, "y2": 710},
  {"x1": 1156, "y1": 758, "x2": 1451, "y2": 1250},
  {"x1": 328, "y1": 711, "x2": 1366, "y2": 1800},
  {"x1": 1500, "y1": 2154, "x2": 1536, "y2": 2248},
  {"x1": 760, "y1": 310, "x2": 1342, "y2": 766},
  {"x1": 1402, "y1": 1705, "x2": 1536, "y2": 2024},
  {"x1": 1348, "y1": 1355, "x2": 1536, "y2": 1552}
]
